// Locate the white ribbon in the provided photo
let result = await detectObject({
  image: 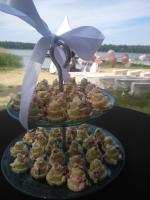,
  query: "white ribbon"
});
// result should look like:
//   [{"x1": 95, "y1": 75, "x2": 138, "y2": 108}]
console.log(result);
[{"x1": 0, "y1": 0, "x2": 105, "y2": 129}]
